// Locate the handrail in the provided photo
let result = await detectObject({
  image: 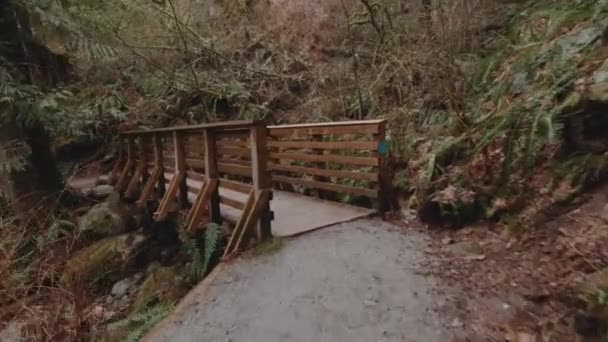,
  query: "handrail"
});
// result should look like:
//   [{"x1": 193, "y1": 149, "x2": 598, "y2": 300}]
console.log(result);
[
  {"x1": 121, "y1": 120, "x2": 264, "y2": 135},
  {"x1": 111, "y1": 120, "x2": 273, "y2": 257},
  {"x1": 268, "y1": 119, "x2": 385, "y2": 129}
]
